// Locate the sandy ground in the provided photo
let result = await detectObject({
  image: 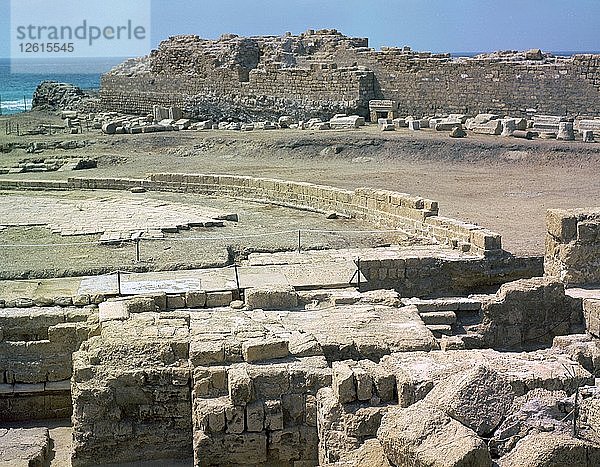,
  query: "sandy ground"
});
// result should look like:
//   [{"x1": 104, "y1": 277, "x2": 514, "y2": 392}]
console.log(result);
[{"x1": 2, "y1": 111, "x2": 600, "y2": 259}]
